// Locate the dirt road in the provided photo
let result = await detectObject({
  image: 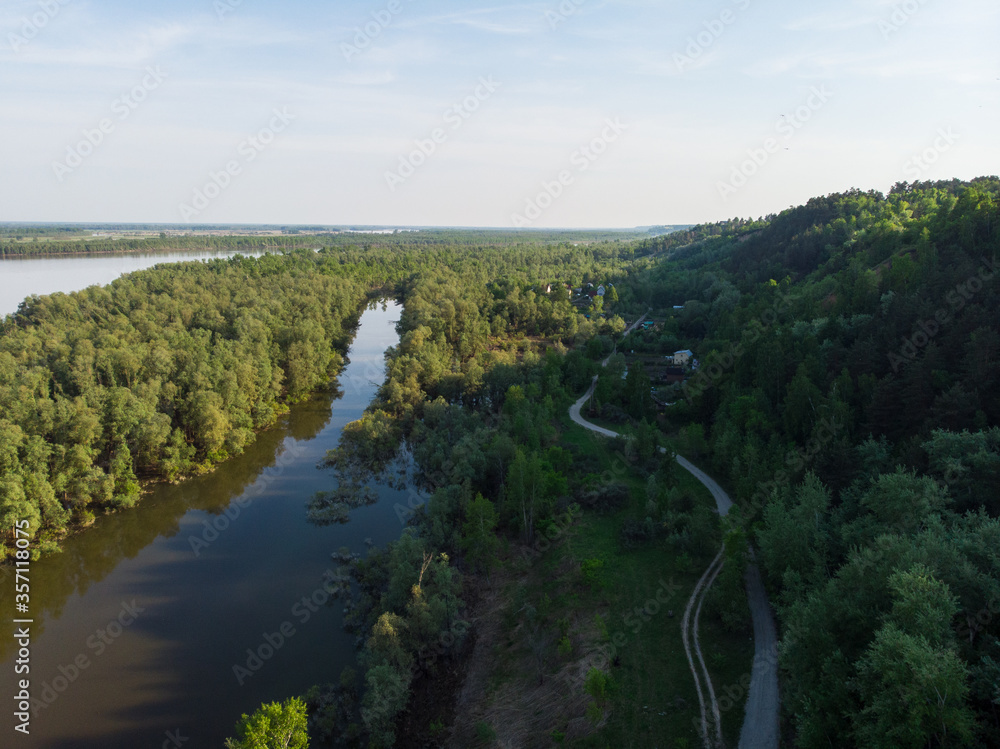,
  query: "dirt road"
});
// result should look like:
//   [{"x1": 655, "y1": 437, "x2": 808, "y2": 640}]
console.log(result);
[
  {"x1": 673, "y1": 458, "x2": 779, "y2": 749},
  {"x1": 682, "y1": 547, "x2": 725, "y2": 747},
  {"x1": 568, "y1": 350, "x2": 779, "y2": 749}
]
